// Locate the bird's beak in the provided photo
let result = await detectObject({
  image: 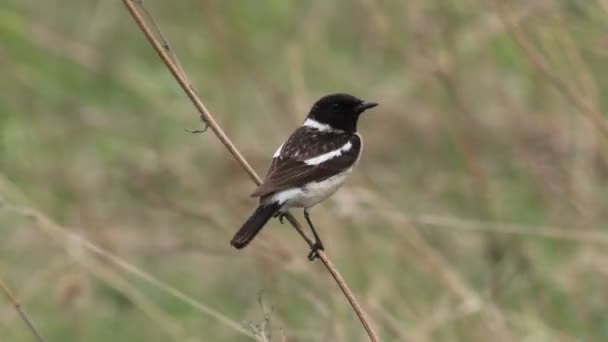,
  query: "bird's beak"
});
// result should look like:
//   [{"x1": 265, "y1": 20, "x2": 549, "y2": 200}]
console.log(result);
[{"x1": 357, "y1": 101, "x2": 378, "y2": 113}]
